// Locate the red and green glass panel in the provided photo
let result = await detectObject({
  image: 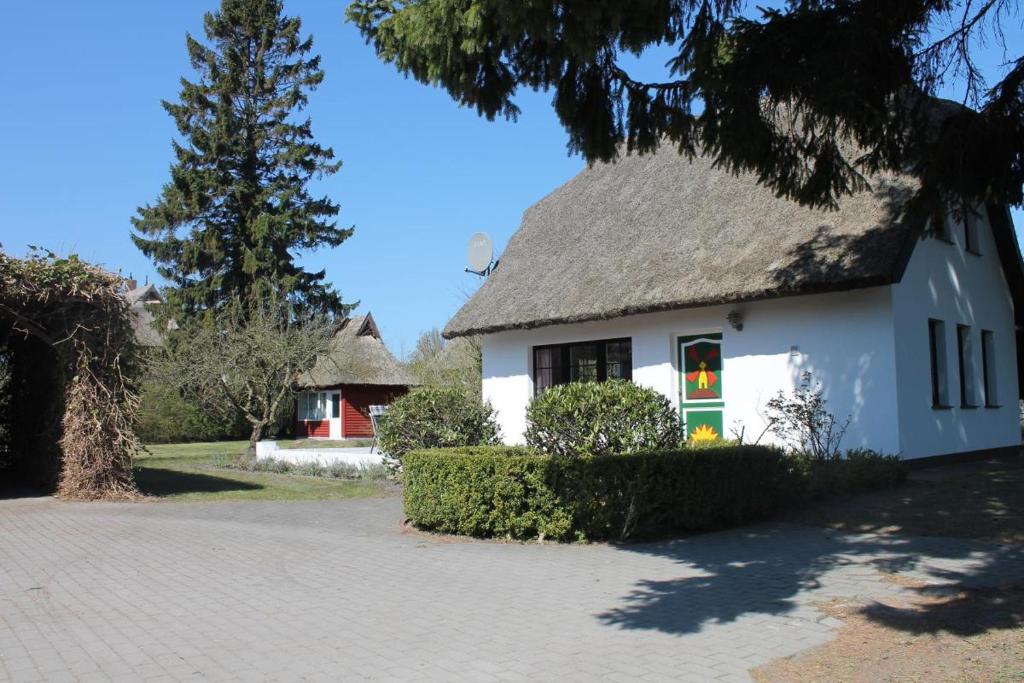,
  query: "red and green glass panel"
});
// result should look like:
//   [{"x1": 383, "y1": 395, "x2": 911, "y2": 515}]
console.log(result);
[{"x1": 679, "y1": 333, "x2": 724, "y2": 443}]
